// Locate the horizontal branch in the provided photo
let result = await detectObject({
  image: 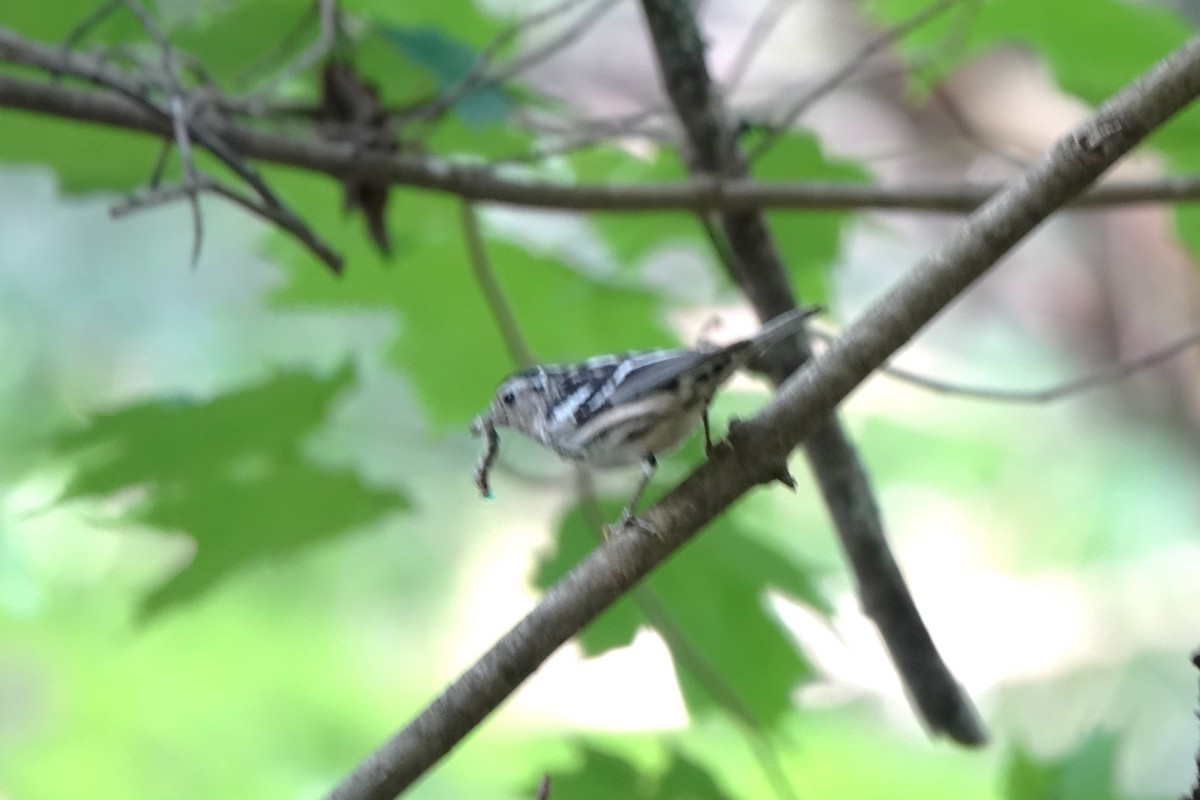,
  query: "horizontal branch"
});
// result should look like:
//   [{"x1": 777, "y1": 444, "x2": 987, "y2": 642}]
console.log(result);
[{"x1": 2, "y1": 29, "x2": 1200, "y2": 216}]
